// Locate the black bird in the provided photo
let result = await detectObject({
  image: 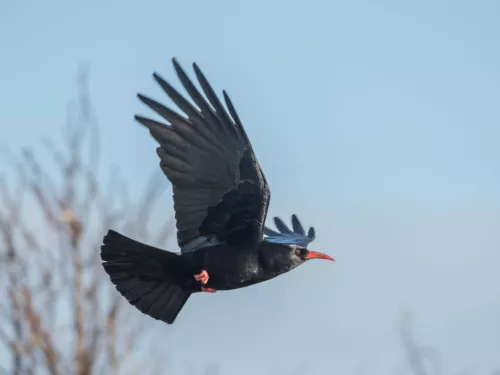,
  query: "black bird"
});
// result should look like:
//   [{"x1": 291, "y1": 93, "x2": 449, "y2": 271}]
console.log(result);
[{"x1": 100, "y1": 58, "x2": 335, "y2": 324}]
